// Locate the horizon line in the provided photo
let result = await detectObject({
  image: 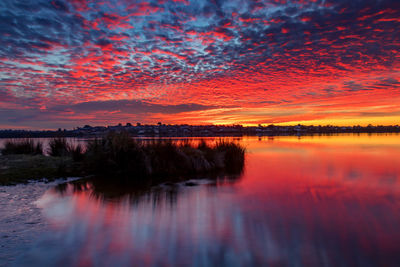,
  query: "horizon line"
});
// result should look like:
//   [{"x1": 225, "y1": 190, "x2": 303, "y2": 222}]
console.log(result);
[{"x1": 1, "y1": 123, "x2": 400, "y2": 132}]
